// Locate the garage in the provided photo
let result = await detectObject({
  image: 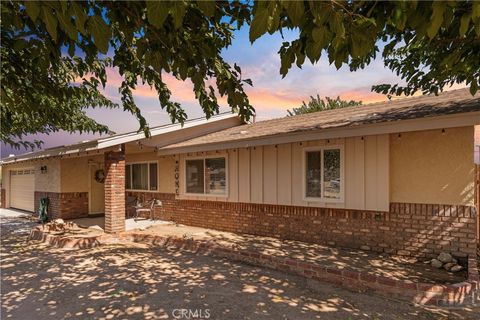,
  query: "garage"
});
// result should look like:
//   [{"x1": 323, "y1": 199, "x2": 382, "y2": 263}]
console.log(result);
[{"x1": 10, "y1": 169, "x2": 35, "y2": 212}]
